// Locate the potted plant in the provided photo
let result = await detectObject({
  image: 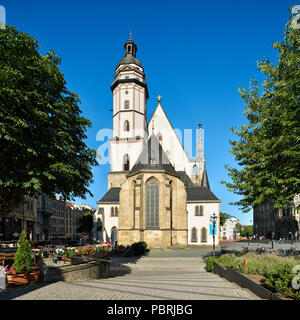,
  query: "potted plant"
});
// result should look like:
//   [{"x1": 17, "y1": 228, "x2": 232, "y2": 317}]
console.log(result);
[{"x1": 6, "y1": 231, "x2": 40, "y2": 285}]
